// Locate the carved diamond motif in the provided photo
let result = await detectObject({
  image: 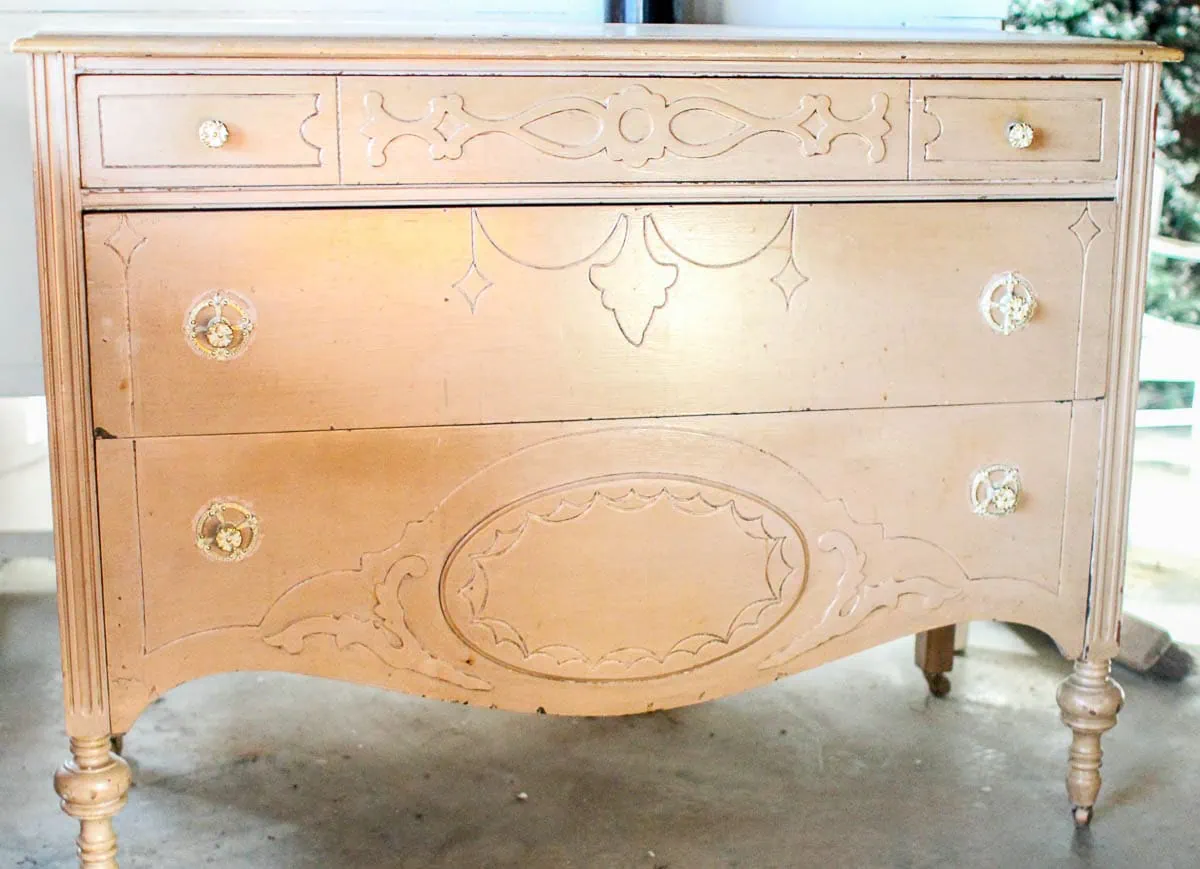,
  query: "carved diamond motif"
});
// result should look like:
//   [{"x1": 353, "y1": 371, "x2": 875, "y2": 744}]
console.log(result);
[
  {"x1": 1068, "y1": 206, "x2": 1103, "y2": 253},
  {"x1": 104, "y1": 216, "x2": 146, "y2": 273},
  {"x1": 454, "y1": 262, "x2": 494, "y2": 313},
  {"x1": 771, "y1": 257, "x2": 810, "y2": 310}
]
